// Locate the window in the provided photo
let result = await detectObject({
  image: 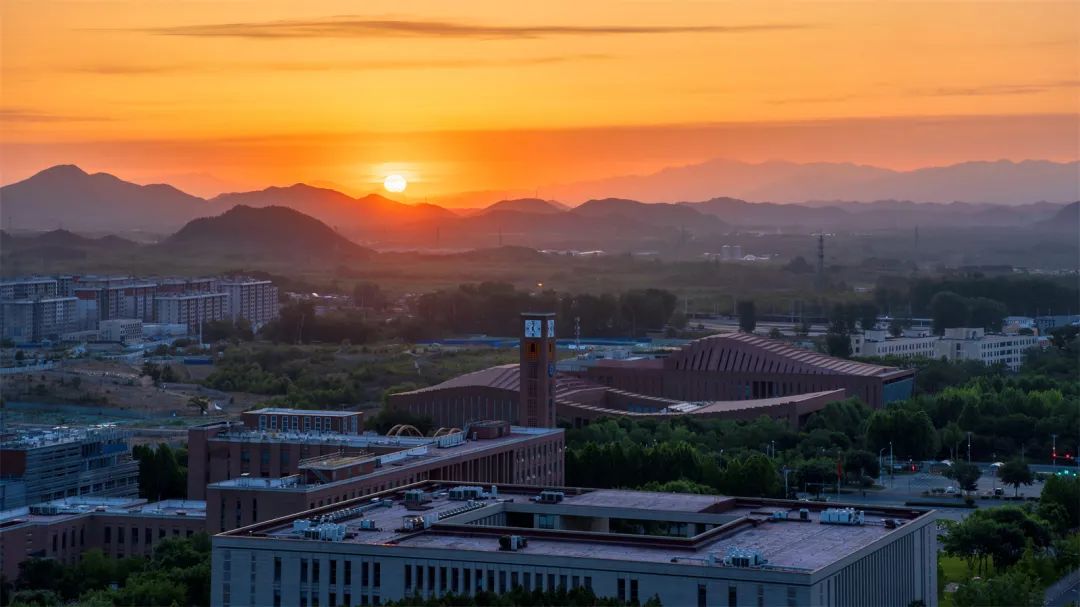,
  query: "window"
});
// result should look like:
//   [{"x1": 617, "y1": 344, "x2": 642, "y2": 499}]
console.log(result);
[
  {"x1": 451, "y1": 568, "x2": 459, "y2": 593},
  {"x1": 511, "y1": 572, "x2": 518, "y2": 589},
  {"x1": 786, "y1": 587, "x2": 797, "y2": 607},
  {"x1": 572, "y1": 576, "x2": 579, "y2": 589},
  {"x1": 345, "y1": 561, "x2": 352, "y2": 585},
  {"x1": 585, "y1": 577, "x2": 592, "y2": 590},
  {"x1": 728, "y1": 585, "x2": 737, "y2": 607},
  {"x1": 362, "y1": 562, "x2": 369, "y2": 587},
  {"x1": 373, "y1": 563, "x2": 381, "y2": 587},
  {"x1": 313, "y1": 560, "x2": 320, "y2": 583},
  {"x1": 440, "y1": 567, "x2": 447, "y2": 591},
  {"x1": 104, "y1": 526, "x2": 111, "y2": 544},
  {"x1": 117, "y1": 527, "x2": 125, "y2": 544},
  {"x1": 499, "y1": 571, "x2": 506, "y2": 593},
  {"x1": 698, "y1": 584, "x2": 707, "y2": 607},
  {"x1": 301, "y1": 559, "x2": 308, "y2": 583},
  {"x1": 274, "y1": 558, "x2": 282, "y2": 582},
  {"x1": 630, "y1": 579, "x2": 638, "y2": 603},
  {"x1": 145, "y1": 527, "x2": 151, "y2": 546},
  {"x1": 330, "y1": 560, "x2": 337, "y2": 584},
  {"x1": 132, "y1": 527, "x2": 139, "y2": 545},
  {"x1": 618, "y1": 579, "x2": 626, "y2": 601},
  {"x1": 464, "y1": 569, "x2": 471, "y2": 593},
  {"x1": 405, "y1": 564, "x2": 412, "y2": 589},
  {"x1": 757, "y1": 585, "x2": 764, "y2": 607},
  {"x1": 560, "y1": 575, "x2": 567, "y2": 590}
]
